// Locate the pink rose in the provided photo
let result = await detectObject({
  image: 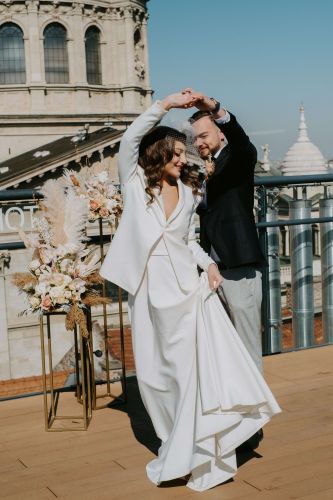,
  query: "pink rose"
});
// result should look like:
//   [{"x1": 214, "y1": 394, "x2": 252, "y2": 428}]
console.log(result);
[
  {"x1": 99, "y1": 207, "x2": 109, "y2": 218},
  {"x1": 90, "y1": 199, "x2": 101, "y2": 211},
  {"x1": 41, "y1": 295, "x2": 52, "y2": 310}
]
